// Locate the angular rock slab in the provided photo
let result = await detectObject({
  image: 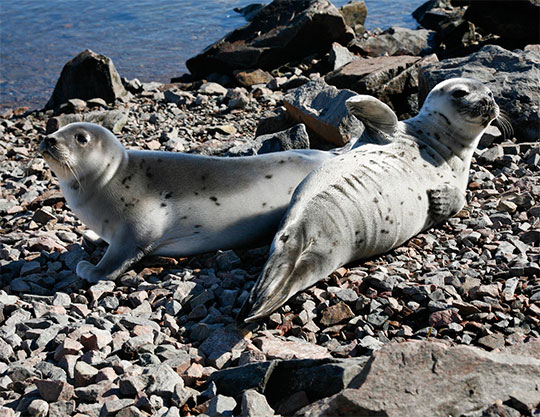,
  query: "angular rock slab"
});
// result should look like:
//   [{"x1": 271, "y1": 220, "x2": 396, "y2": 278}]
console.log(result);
[
  {"x1": 296, "y1": 341, "x2": 540, "y2": 417},
  {"x1": 46, "y1": 49, "x2": 128, "y2": 110},
  {"x1": 186, "y1": 0, "x2": 353, "y2": 77},
  {"x1": 283, "y1": 78, "x2": 363, "y2": 146},
  {"x1": 418, "y1": 45, "x2": 540, "y2": 141},
  {"x1": 326, "y1": 53, "x2": 438, "y2": 118}
]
